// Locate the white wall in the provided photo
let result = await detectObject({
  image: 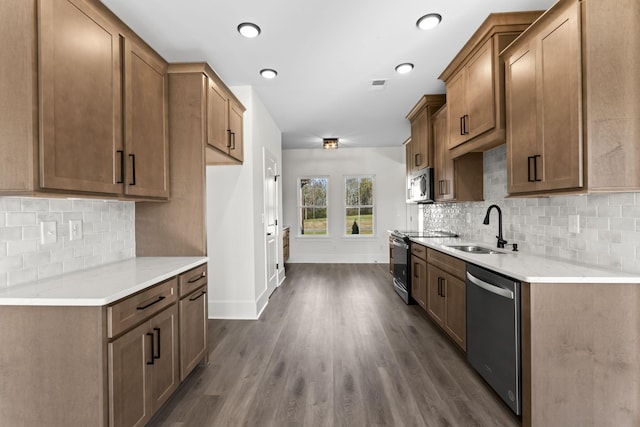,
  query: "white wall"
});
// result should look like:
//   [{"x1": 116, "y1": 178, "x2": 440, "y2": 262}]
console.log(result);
[
  {"x1": 206, "y1": 86, "x2": 282, "y2": 319},
  {"x1": 282, "y1": 147, "x2": 406, "y2": 263}
]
